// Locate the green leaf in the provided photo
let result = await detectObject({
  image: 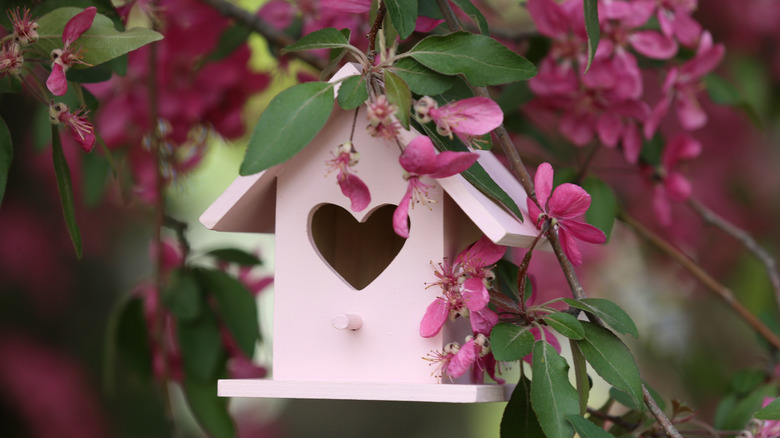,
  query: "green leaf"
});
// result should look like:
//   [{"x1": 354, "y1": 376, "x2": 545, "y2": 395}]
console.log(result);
[
  {"x1": 0, "y1": 117, "x2": 12, "y2": 208},
  {"x1": 385, "y1": 0, "x2": 418, "y2": 40},
  {"x1": 408, "y1": 32, "x2": 537, "y2": 86},
  {"x1": 490, "y1": 322, "x2": 535, "y2": 361},
  {"x1": 177, "y1": 307, "x2": 224, "y2": 381},
  {"x1": 583, "y1": 0, "x2": 600, "y2": 73},
  {"x1": 205, "y1": 248, "x2": 263, "y2": 266},
  {"x1": 577, "y1": 322, "x2": 643, "y2": 412},
  {"x1": 755, "y1": 397, "x2": 780, "y2": 420},
  {"x1": 563, "y1": 298, "x2": 639, "y2": 338},
  {"x1": 703, "y1": 73, "x2": 741, "y2": 105},
  {"x1": 37, "y1": 8, "x2": 163, "y2": 67},
  {"x1": 495, "y1": 259, "x2": 520, "y2": 301},
  {"x1": 384, "y1": 70, "x2": 411, "y2": 129},
  {"x1": 416, "y1": 120, "x2": 523, "y2": 218},
  {"x1": 714, "y1": 385, "x2": 777, "y2": 430},
  {"x1": 545, "y1": 312, "x2": 585, "y2": 340},
  {"x1": 582, "y1": 176, "x2": 618, "y2": 241},
  {"x1": 450, "y1": 0, "x2": 490, "y2": 35},
  {"x1": 66, "y1": 64, "x2": 113, "y2": 83},
  {"x1": 51, "y1": 125, "x2": 82, "y2": 258},
  {"x1": 570, "y1": 340, "x2": 589, "y2": 415},
  {"x1": 240, "y1": 81, "x2": 335, "y2": 175},
  {"x1": 112, "y1": 296, "x2": 153, "y2": 381},
  {"x1": 0, "y1": 76, "x2": 22, "y2": 93},
  {"x1": 81, "y1": 151, "x2": 110, "y2": 207},
  {"x1": 566, "y1": 415, "x2": 615, "y2": 438},
  {"x1": 283, "y1": 27, "x2": 351, "y2": 52},
  {"x1": 531, "y1": 340, "x2": 580, "y2": 438},
  {"x1": 391, "y1": 57, "x2": 455, "y2": 95},
  {"x1": 162, "y1": 269, "x2": 203, "y2": 322},
  {"x1": 501, "y1": 376, "x2": 545, "y2": 438},
  {"x1": 206, "y1": 24, "x2": 252, "y2": 62},
  {"x1": 183, "y1": 377, "x2": 235, "y2": 438},
  {"x1": 200, "y1": 269, "x2": 261, "y2": 358},
  {"x1": 731, "y1": 369, "x2": 766, "y2": 396},
  {"x1": 337, "y1": 75, "x2": 368, "y2": 110}
]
